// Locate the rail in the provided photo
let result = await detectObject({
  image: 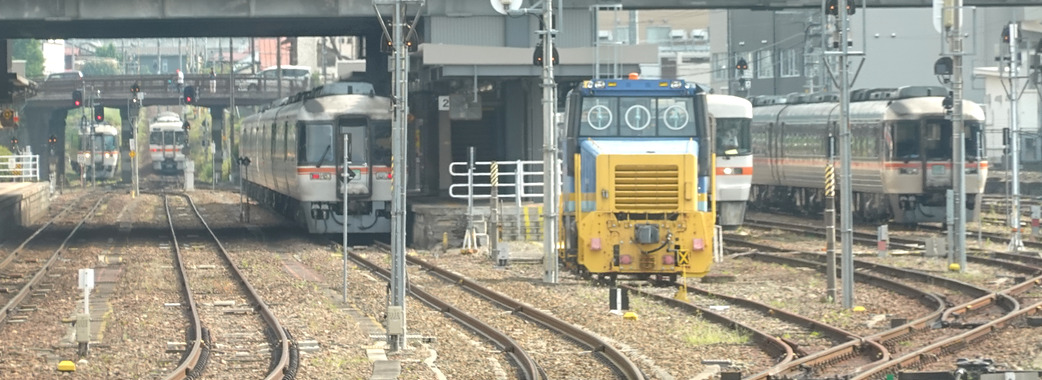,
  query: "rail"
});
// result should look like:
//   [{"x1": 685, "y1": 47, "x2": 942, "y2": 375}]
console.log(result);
[{"x1": 0, "y1": 155, "x2": 39, "y2": 182}]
